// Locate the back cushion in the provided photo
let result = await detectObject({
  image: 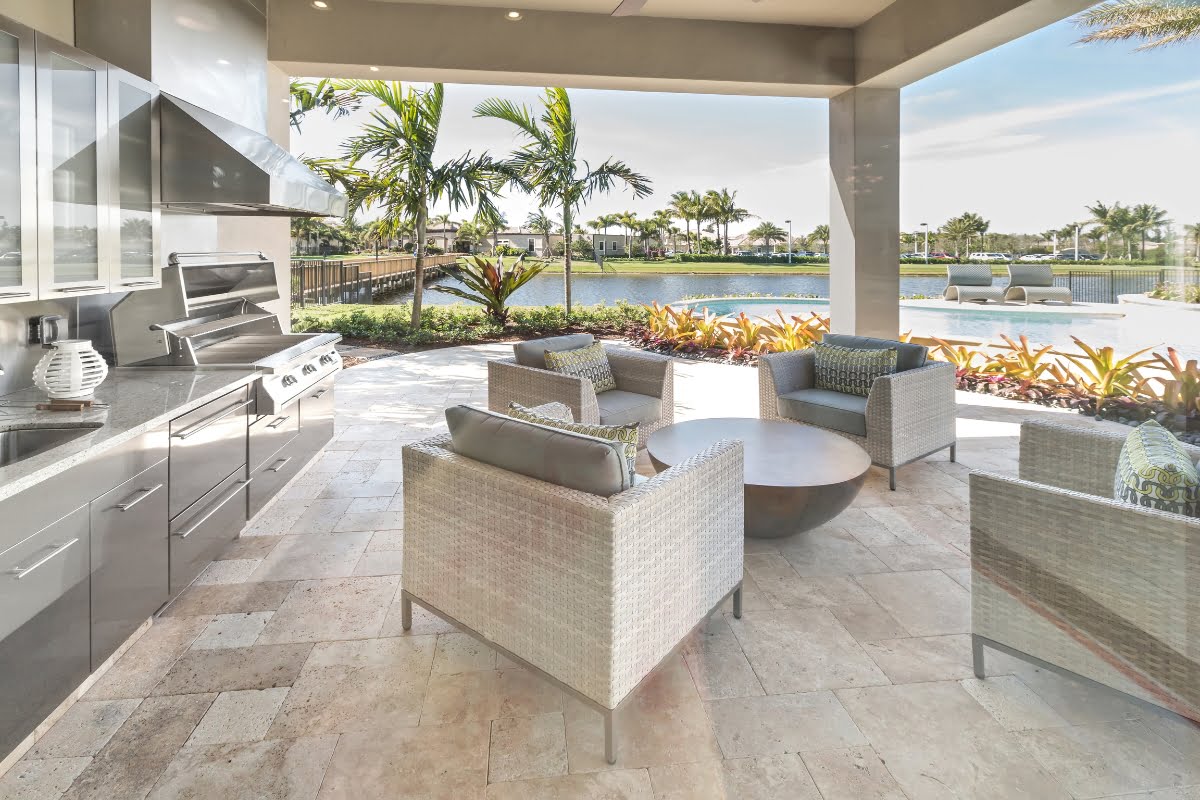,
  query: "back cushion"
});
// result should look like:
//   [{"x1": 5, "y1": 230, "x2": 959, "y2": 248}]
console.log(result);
[
  {"x1": 513, "y1": 334, "x2": 595, "y2": 369},
  {"x1": 1114, "y1": 420, "x2": 1200, "y2": 517},
  {"x1": 814, "y1": 342, "x2": 898, "y2": 398},
  {"x1": 445, "y1": 405, "x2": 629, "y2": 497},
  {"x1": 823, "y1": 334, "x2": 928, "y2": 372},
  {"x1": 543, "y1": 341, "x2": 617, "y2": 393}
]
